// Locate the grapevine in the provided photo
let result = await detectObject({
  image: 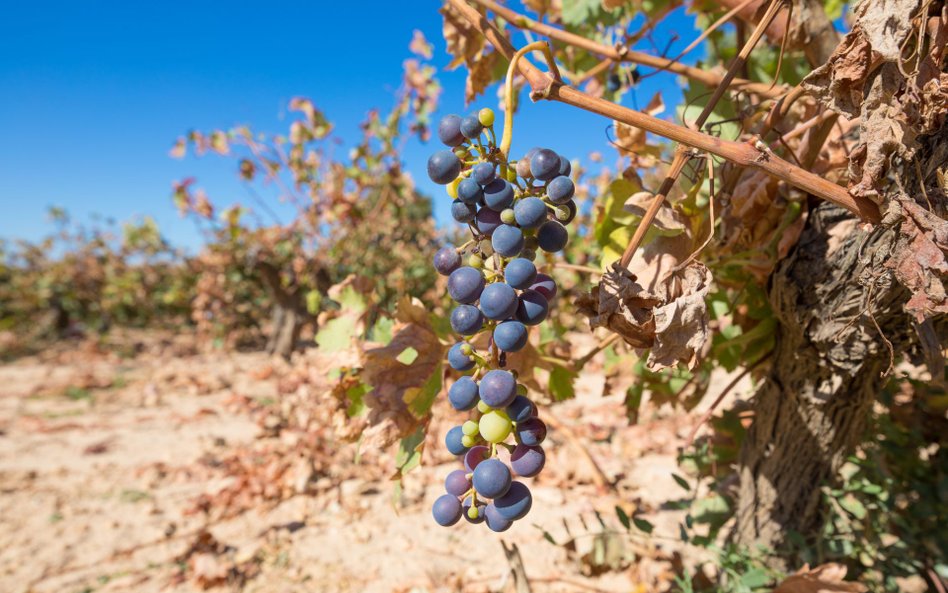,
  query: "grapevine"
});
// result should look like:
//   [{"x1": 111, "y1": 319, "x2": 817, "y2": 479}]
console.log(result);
[{"x1": 427, "y1": 48, "x2": 577, "y2": 530}]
